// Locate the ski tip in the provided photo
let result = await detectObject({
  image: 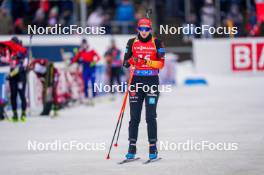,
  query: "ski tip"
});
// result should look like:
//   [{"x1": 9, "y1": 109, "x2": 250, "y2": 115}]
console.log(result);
[
  {"x1": 106, "y1": 155, "x2": 110, "y2": 160},
  {"x1": 114, "y1": 143, "x2": 118, "y2": 147}
]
